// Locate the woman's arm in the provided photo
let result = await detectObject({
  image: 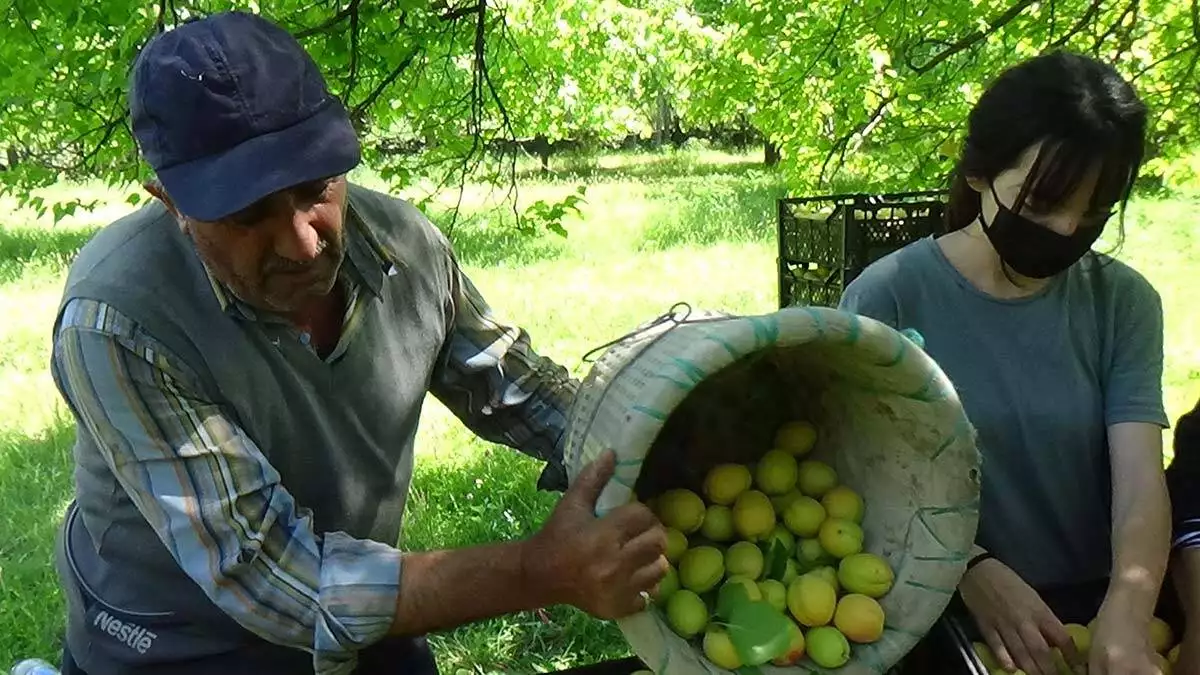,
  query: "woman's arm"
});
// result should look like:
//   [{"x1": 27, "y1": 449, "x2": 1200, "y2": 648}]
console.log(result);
[{"x1": 1090, "y1": 423, "x2": 1171, "y2": 674}]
